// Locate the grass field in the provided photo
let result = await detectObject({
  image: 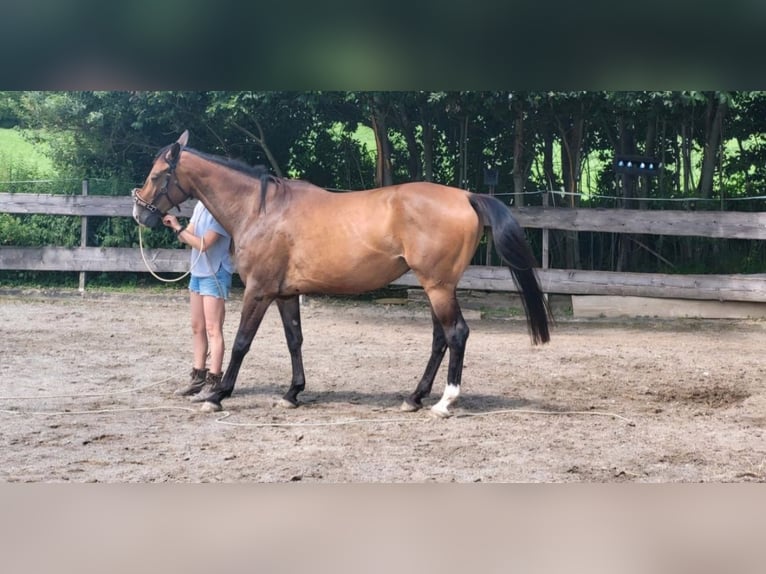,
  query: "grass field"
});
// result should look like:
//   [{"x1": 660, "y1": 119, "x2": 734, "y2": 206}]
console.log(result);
[{"x1": 0, "y1": 128, "x2": 57, "y2": 181}]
